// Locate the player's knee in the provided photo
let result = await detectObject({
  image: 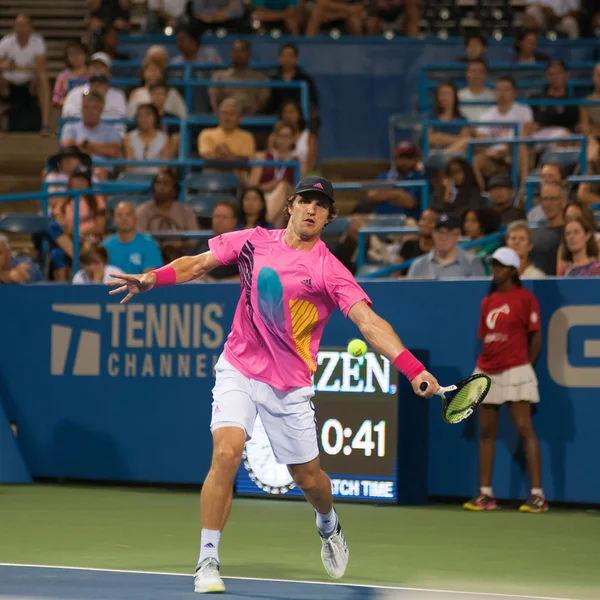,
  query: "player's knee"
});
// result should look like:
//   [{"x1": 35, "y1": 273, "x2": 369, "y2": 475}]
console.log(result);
[
  {"x1": 515, "y1": 421, "x2": 535, "y2": 440},
  {"x1": 212, "y1": 443, "x2": 243, "y2": 472},
  {"x1": 291, "y1": 469, "x2": 319, "y2": 493}
]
